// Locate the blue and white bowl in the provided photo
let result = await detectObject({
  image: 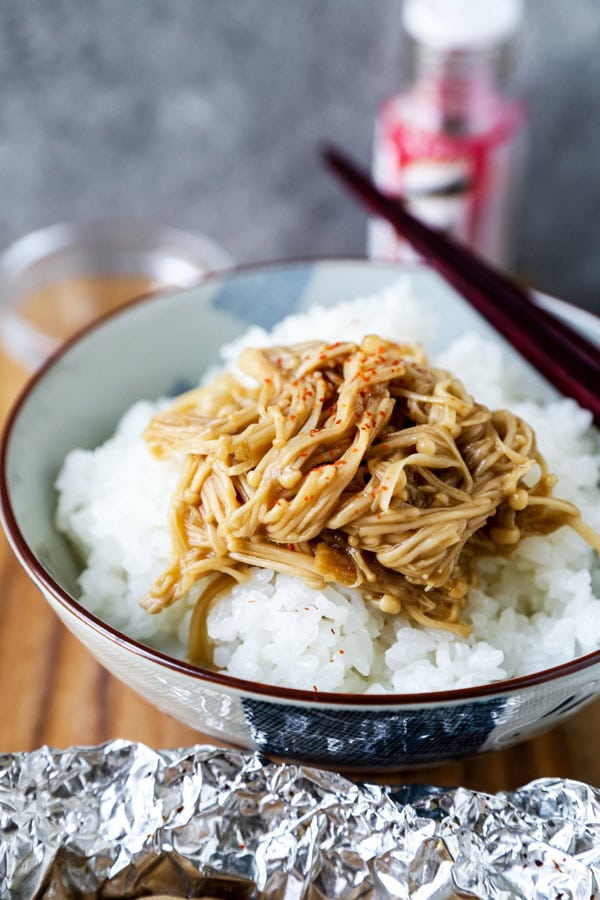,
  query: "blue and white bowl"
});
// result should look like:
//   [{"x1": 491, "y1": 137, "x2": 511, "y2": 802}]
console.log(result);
[{"x1": 1, "y1": 259, "x2": 599, "y2": 773}]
